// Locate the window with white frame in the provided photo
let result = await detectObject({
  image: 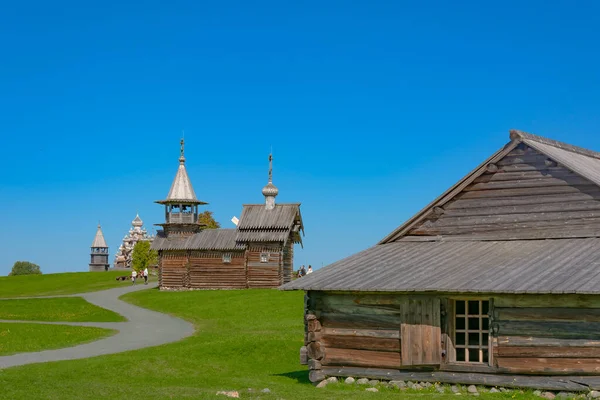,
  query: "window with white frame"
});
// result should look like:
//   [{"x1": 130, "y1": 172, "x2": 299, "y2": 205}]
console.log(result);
[
  {"x1": 222, "y1": 253, "x2": 232, "y2": 264},
  {"x1": 453, "y1": 299, "x2": 490, "y2": 363},
  {"x1": 260, "y1": 252, "x2": 269, "y2": 263}
]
